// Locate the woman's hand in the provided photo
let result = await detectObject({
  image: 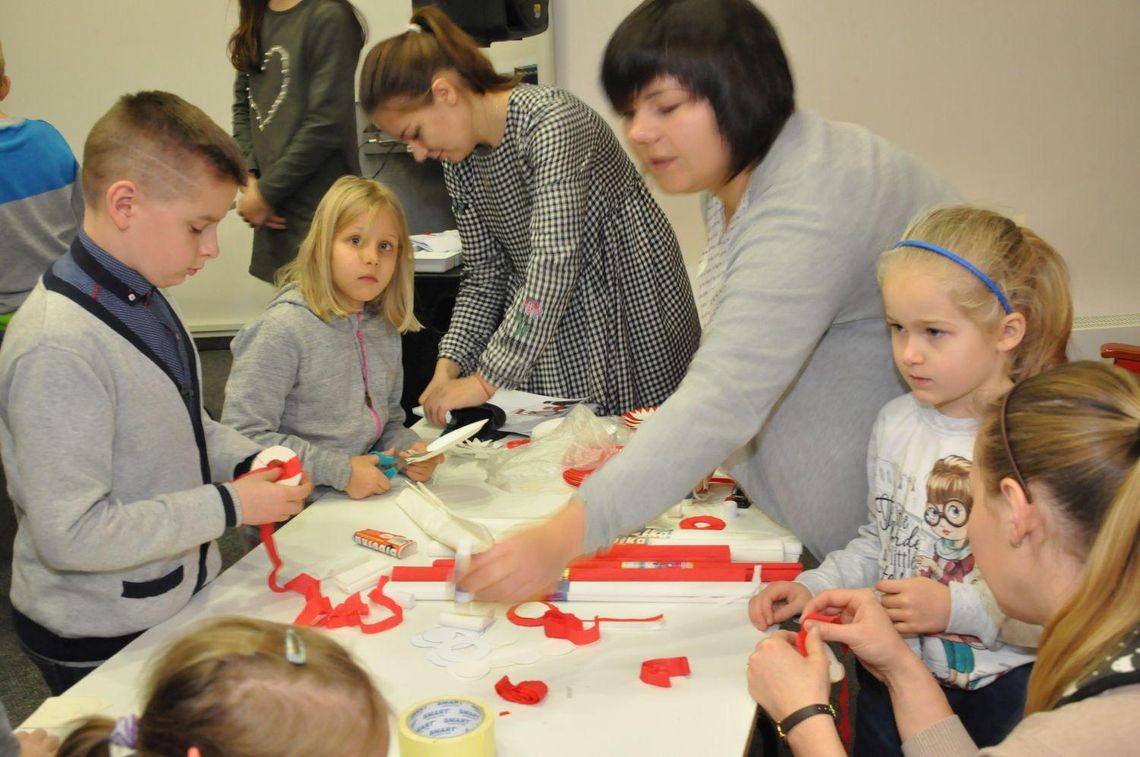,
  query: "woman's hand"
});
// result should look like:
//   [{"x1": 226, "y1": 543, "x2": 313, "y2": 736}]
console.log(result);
[
  {"x1": 805, "y1": 589, "x2": 956, "y2": 743},
  {"x1": 800, "y1": 589, "x2": 914, "y2": 684},
  {"x1": 345, "y1": 454, "x2": 392, "y2": 499},
  {"x1": 401, "y1": 441, "x2": 442, "y2": 481},
  {"x1": 749, "y1": 581, "x2": 813, "y2": 630},
  {"x1": 748, "y1": 628, "x2": 833, "y2": 719},
  {"x1": 420, "y1": 375, "x2": 494, "y2": 427},
  {"x1": 418, "y1": 359, "x2": 462, "y2": 422},
  {"x1": 460, "y1": 498, "x2": 586, "y2": 602},
  {"x1": 237, "y1": 176, "x2": 286, "y2": 230},
  {"x1": 875, "y1": 577, "x2": 951, "y2": 635}
]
